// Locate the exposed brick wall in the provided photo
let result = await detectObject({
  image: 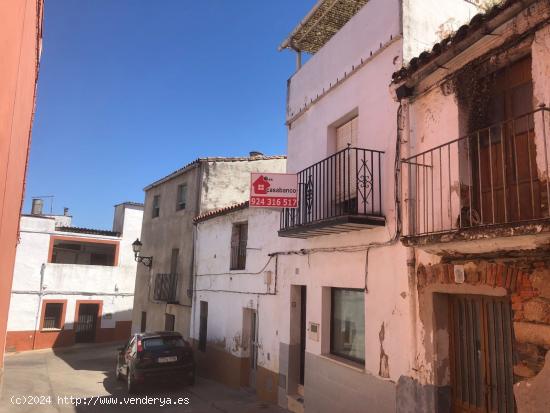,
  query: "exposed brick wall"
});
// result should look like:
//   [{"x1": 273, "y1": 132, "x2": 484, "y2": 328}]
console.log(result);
[{"x1": 417, "y1": 260, "x2": 550, "y2": 382}]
